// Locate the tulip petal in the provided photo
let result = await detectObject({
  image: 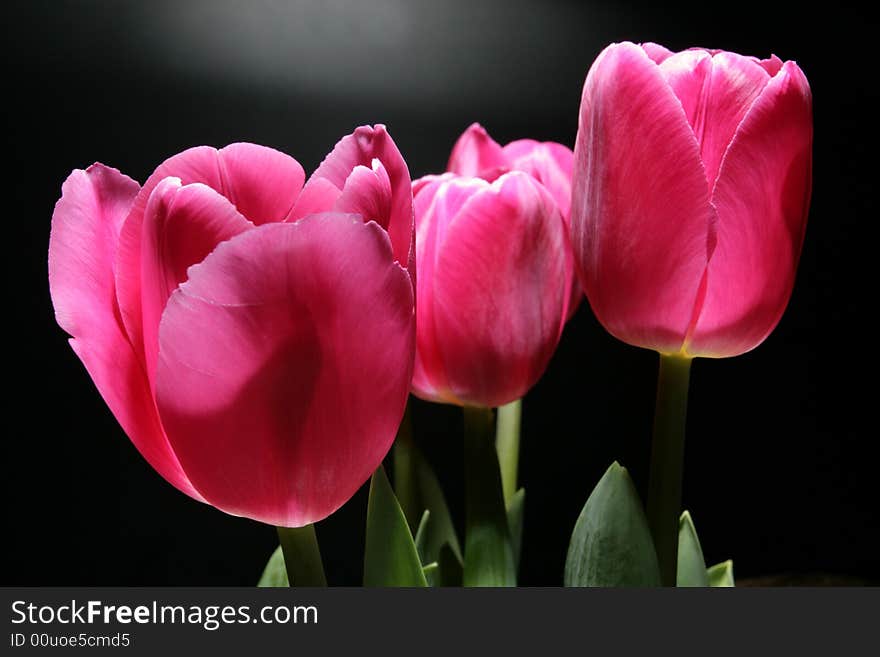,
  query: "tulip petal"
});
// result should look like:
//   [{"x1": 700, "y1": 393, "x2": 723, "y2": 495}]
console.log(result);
[
  {"x1": 50, "y1": 165, "x2": 138, "y2": 341},
  {"x1": 411, "y1": 176, "x2": 490, "y2": 404},
  {"x1": 333, "y1": 160, "x2": 393, "y2": 230},
  {"x1": 48, "y1": 165, "x2": 201, "y2": 499},
  {"x1": 411, "y1": 172, "x2": 456, "y2": 199},
  {"x1": 447, "y1": 123, "x2": 509, "y2": 180},
  {"x1": 502, "y1": 139, "x2": 582, "y2": 318},
  {"x1": 502, "y1": 140, "x2": 574, "y2": 218},
  {"x1": 293, "y1": 125, "x2": 414, "y2": 275},
  {"x1": 215, "y1": 143, "x2": 306, "y2": 225},
  {"x1": 140, "y1": 178, "x2": 253, "y2": 387},
  {"x1": 134, "y1": 143, "x2": 305, "y2": 226},
  {"x1": 116, "y1": 144, "x2": 304, "y2": 359},
  {"x1": 757, "y1": 54, "x2": 783, "y2": 76},
  {"x1": 660, "y1": 51, "x2": 770, "y2": 187},
  {"x1": 155, "y1": 216, "x2": 415, "y2": 527},
  {"x1": 641, "y1": 42, "x2": 674, "y2": 64},
  {"x1": 287, "y1": 177, "x2": 342, "y2": 220},
  {"x1": 430, "y1": 173, "x2": 570, "y2": 407},
  {"x1": 688, "y1": 62, "x2": 812, "y2": 357},
  {"x1": 657, "y1": 49, "x2": 713, "y2": 134},
  {"x1": 571, "y1": 42, "x2": 715, "y2": 353}
]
